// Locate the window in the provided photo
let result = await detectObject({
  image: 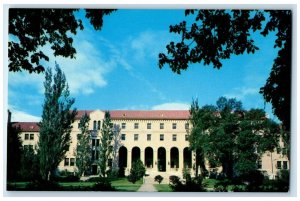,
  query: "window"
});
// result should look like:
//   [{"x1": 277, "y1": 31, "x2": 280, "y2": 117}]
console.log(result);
[
  {"x1": 108, "y1": 159, "x2": 112, "y2": 167},
  {"x1": 257, "y1": 160, "x2": 262, "y2": 169},
  {"x1": 93, "y1": 120, "x2": 97, "y2": 130},
  {"x1": 185, "y1": 135, "x2": 189, "y2": 141},
  {"x1": 95, "y1": 151, "x2": 99, "y2": 160},
  {"x1": 96, "y1": 139, "x2": 100, "y2": 147},
  {"x1": 70, "y1": 158, "x2": 75, "y2": 166},
  {"x1": 147, "y1": 123, "x2": 151, "y2": 129},
  {"x1": 283, "y1": 161, "x2": 288, "y2": 170},
  {"x1": 172, "y1": 134, "x2": 177, "y2": 141},
  {"x1": 282, "y1": 148, "x2": 287, "y2": 155},
  {"x1": 277, "y1": 161, "x2": 282, "y2": 169},
  {"x1": 121, "y1": 123, "x2": 126, "y2": 129},
  {"x1": 185, "y1": 123, "x2": 189, "y2": 130},
  {"x1": 147, "y1": 134, "x2": 151, "y2": 141},
  {"x1": 29, "y1": 145, "x2": 33, "y2": 150},
  {"x1": 160, "y1": 134, "x2": 164, "y2": 141},
  {"x1": 92, "y1": 139, "x2": 96, "y2": 147},
  {"x1": 160, "y1": 123, "x2": 164, "y2": 129},
  {"x1": 121, "y1": 134, "x2": 126, "y2": 141},
  {"x1": 172, "y1": 123, "x2": 177, "y2": 129},
  {"x1": 276, "y1": 147, "x2": 281, "y2": 154},
  {"x1": 64, "y1": 158, "x2": 69, "y2": 166},
  {"x1": 30, "y1": 134, "x2": 34, "y2": 140},
  {"x1": 78, "y1": 123, "x2": 80, "y2": 128},
  {"x1": 134, "y1": 123, "x2": 139, "y2": 129},
  {"x1": 134, "y1": 134, "x2": 139, "y2": 141},
  {"x1": 25, "y1": 133, "x2": 29, "y2": 140},
  {"x1": 97, "y1": 121, "x2": 101, "y2": 130}
]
